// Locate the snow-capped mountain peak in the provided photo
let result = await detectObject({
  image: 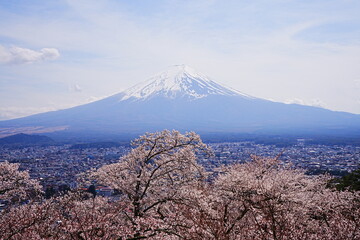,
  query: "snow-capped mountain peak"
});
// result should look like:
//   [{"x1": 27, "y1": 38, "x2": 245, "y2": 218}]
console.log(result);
[{"x1": 120, "y1": 65, "x2": 251, "y2": 101}]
